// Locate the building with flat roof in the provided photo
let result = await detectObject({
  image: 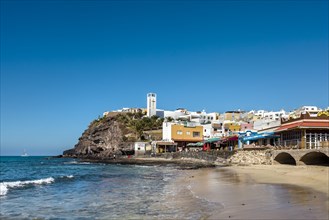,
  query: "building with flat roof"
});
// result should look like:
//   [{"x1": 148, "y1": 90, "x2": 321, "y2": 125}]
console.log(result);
[
  {"x1": 162, "y1": 121, "x2": 203, "y2": 150},
  {"x1": 275, "y1": 111, "x2": 329, "y2": 149}
]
